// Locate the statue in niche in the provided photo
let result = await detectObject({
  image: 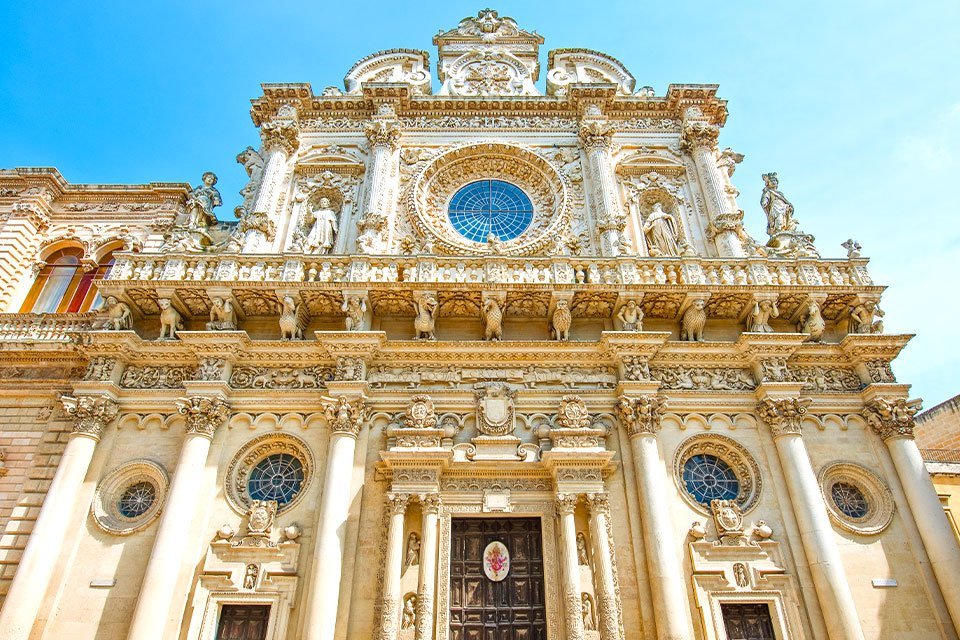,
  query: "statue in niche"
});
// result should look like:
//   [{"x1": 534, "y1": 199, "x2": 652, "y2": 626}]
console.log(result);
[
  {"x1": 404, "y1": 532, "x2": 421, "y2": 569},
  {"x1": 581, "y1": 593, "x2": 596, "y2": 631},
  {"x1": 206, "y1": 297, "x2": 237, "y2": 331},
  {"x1": 185, "y1": 172, "x2": 222, "y2": 231},
  {"x1": 849, "y1": 300, "x2": 884, "y2": 335},
  {"x1": 798, "y1": 300, "x2": 825, "y2": 342},
  {"x1": 401, "y1": 593, "x2": 418, "y2": 629},
  {"x1": 342, "y1": 296, "x2": 366, "y2": 331},
  {"x1": 93, "y1": 296, "x2": 132, "y2": 330},
  {"x1": 304, "y1": 197, "x2": 339, "y2": 255},
  {"x1": 576, "y1": 532, "x2": 589, "y2": 565},
  {"x1": 413, "y1": 294, "x2": 438, "y2": 340},
  {"x1": 243, "y1": 563, "x2": 259, "y2": 589},
  {"x1": 616, "y1": 299, "x2": 644, "y2": 332},
  {"x1": 643, "y1": 203, "x2": 680, "y2": 256},
  {"x1": 760, "y1": 173, "x2": 796, "y2": 236},
  {"x1": 748, "y1": 299, "x2": 779, "y2": 333}
]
